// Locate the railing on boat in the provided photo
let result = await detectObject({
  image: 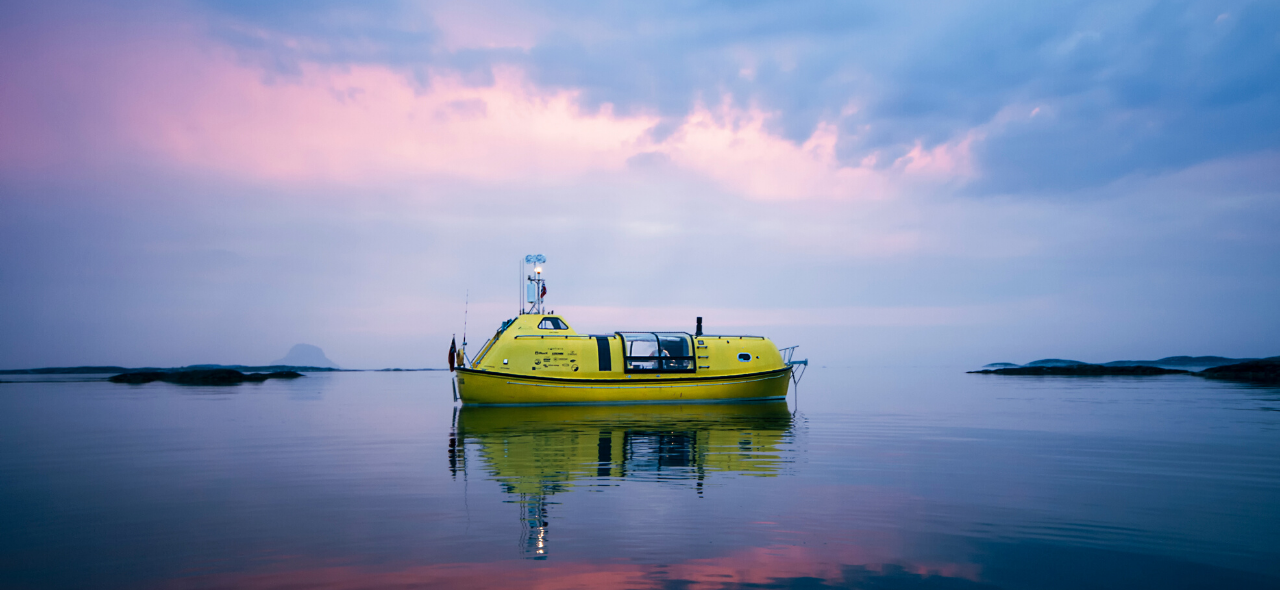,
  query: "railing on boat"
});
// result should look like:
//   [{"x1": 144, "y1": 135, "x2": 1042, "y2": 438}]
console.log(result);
[{"x1": 778, "y1": 346, "x2": 808, "y2": 385}]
